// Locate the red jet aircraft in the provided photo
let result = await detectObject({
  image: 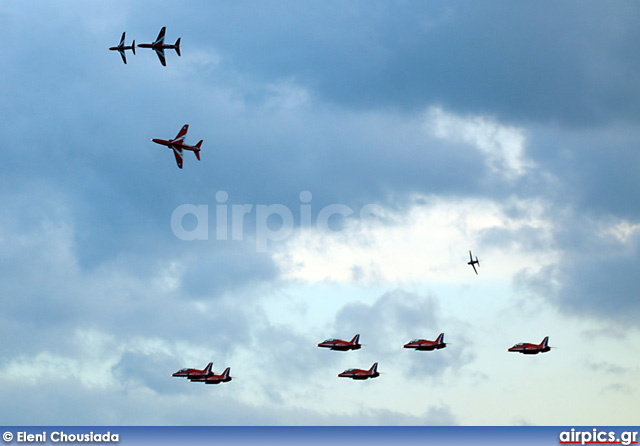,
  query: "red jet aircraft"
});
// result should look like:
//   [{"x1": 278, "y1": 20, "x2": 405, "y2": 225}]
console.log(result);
[
  {"x1": 403, "y1": 333, "x2": 446, "y2": 351},
  {"x1": 338, "y1": 362, "x2": 379, "y2": 380},
  {"x1": 317, "y1": 334, "x2": 361, "y2": 351},
  {"x1": 137, "y1": 27, "x2": 181, "y2": 66},
  {"x1": 507, "y1": 336, "x2": 551, "y2": 355},
  {"x1": 189, "y1": 367, "x2": 232, "y2": 385},
  {"x1": 151, "y1": 124, "x2": 202, "y2": 169},
  {"x1": 109, "y1": 32, "x2": 135, "y2": 64},
  {"x1": 171, "y1": 362, "x2": 213, "y2": 379}
]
